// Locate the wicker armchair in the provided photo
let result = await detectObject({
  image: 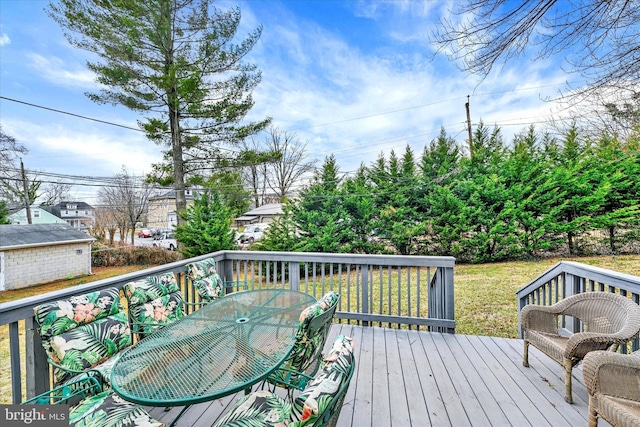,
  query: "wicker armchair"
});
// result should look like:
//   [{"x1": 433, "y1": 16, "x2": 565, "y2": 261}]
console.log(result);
[
  {"x1": 583, "y1": 350, "x2": 640, "y2": 427},
  {"x1": 522, "y1": 292, "x2": 640, "y2": 403}
]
